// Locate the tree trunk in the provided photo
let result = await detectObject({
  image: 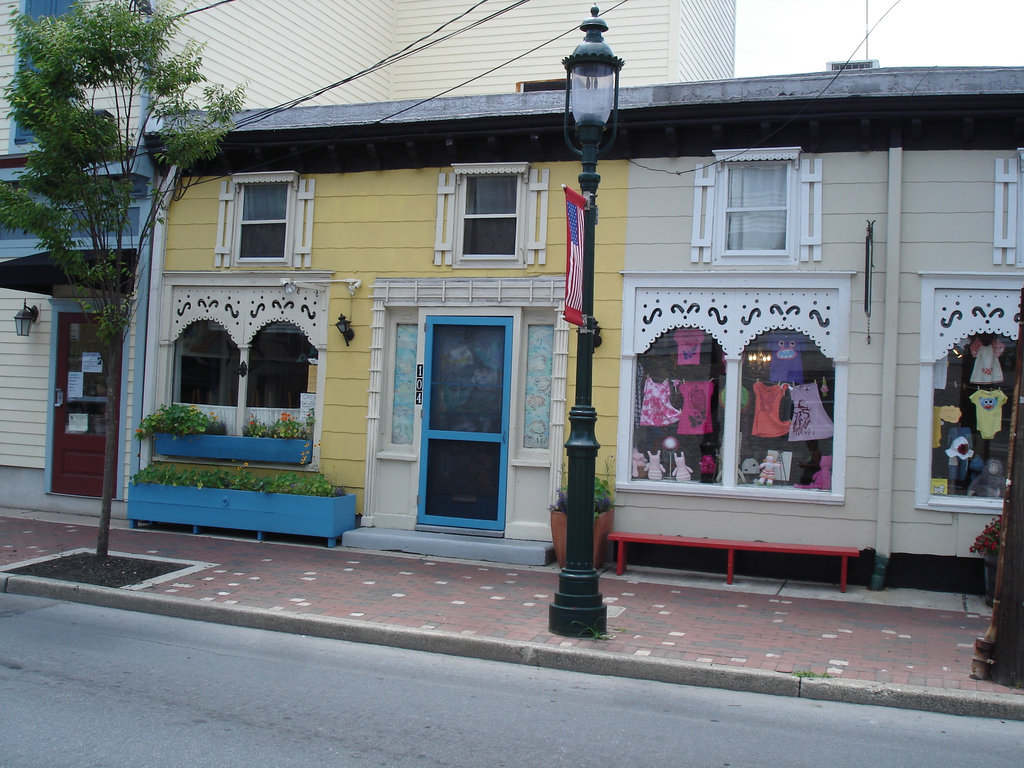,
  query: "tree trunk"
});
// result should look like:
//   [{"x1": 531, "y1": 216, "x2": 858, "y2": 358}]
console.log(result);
[{"x1": 95, "y1": 338, "x2": 123, "y2": 559}]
